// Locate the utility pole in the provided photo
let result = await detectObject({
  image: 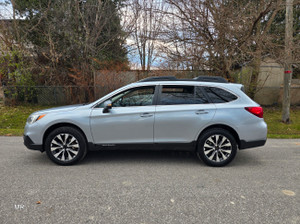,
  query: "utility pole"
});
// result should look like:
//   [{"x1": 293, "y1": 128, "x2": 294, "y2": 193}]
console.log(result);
[{"x1": 282, "y1": 0, "x2": 293, "y2": 123}]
